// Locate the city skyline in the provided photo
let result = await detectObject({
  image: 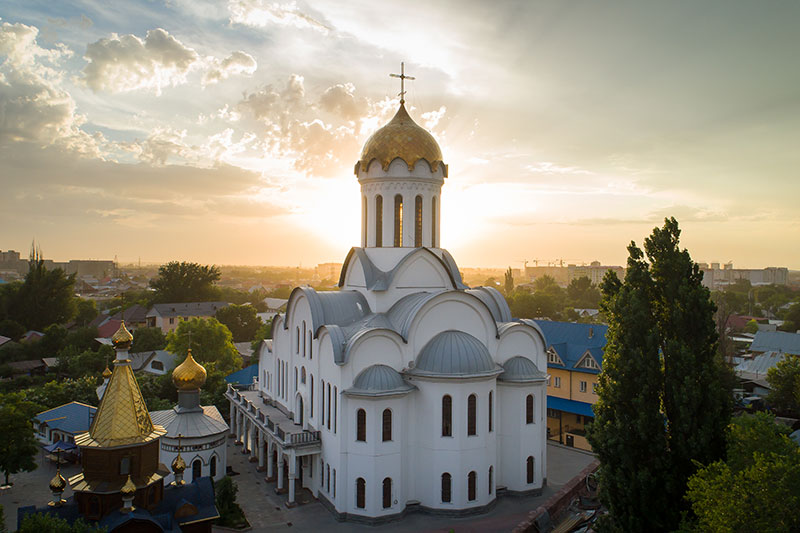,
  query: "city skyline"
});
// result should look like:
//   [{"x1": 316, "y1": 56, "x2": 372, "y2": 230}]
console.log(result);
[{"x1": 2, "y1": 1, "x2": 799, "y2": 269}]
